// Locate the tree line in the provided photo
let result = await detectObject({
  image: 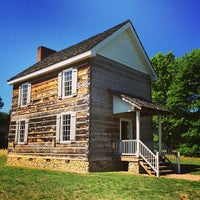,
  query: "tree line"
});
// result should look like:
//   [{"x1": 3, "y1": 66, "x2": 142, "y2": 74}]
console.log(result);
[
  {"x1": 0, "y1": 97, "x2": 9, "y2": 149},
  {"x1": 151, "y1": 49, "x2": 200, "y2": 156}
]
